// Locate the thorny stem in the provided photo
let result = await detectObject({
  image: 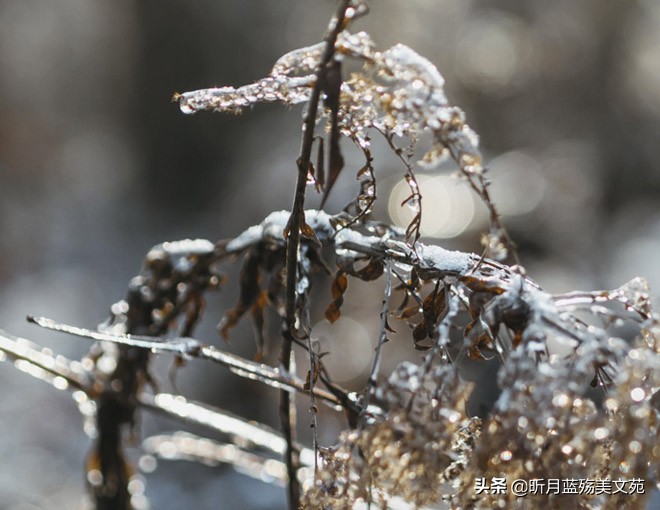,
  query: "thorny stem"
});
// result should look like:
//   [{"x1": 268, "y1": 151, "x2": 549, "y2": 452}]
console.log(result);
[{"x1": 282, "y1": 1, "x2": 351, "y2": 506}]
